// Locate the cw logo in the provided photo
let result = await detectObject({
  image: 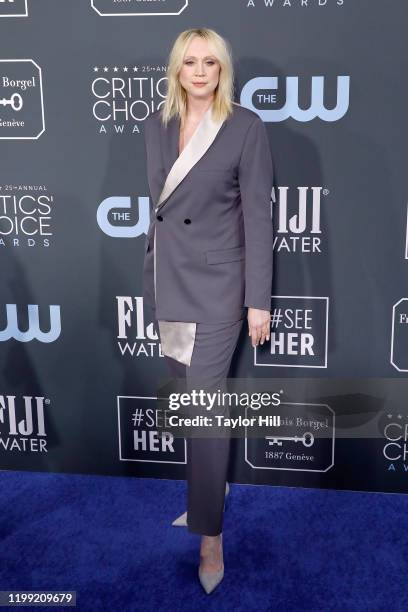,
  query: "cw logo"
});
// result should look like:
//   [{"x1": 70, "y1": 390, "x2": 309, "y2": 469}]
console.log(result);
[
  {"x1": 241, "y1": 76, "x2": 350, "y2": 122},
  {"x1": 97, "y1": 196, "x2": 150, "y2": 238},
  {"x1": 0, "y1": 304, "x2": 61, "y2": 342}
]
